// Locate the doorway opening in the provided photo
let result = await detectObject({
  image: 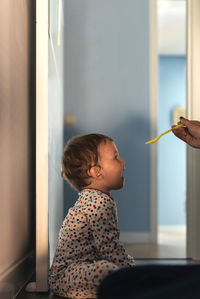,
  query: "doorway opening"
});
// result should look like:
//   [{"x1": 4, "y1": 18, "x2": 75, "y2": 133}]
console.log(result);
[{"x1": 157, "y1": 0, "x2": 187, "y2": 258}]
